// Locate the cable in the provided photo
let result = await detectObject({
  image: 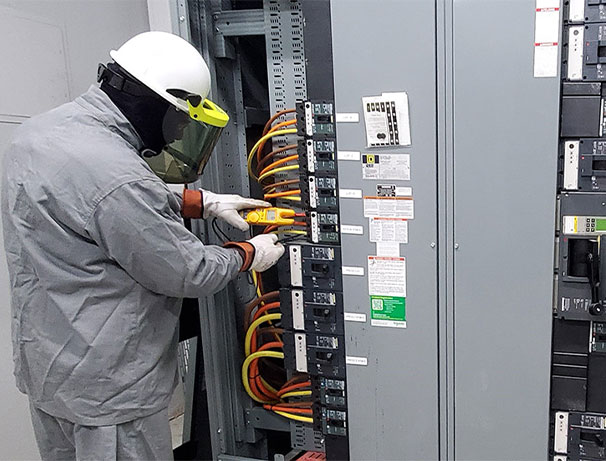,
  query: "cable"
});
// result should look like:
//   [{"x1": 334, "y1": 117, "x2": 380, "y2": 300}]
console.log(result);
[
  {"x1": 263, "y1": 405, "x2": 313, "y2": 415},
  {"x1": 271, "y1": 230, "x2": 307, "y2": 236},
  {"x1": 242, "y1": 350, "x2": 284, "y2": 403},
  {"x1": 264, "y1": 190, "x2": 301, "y2": 200},
  {"x1": 273, "y1": 410, "x2": 313, "y2": 424},
  {"x1": 263, "y1": 179, "x2": 299, "y2": 191},
  {"x1": 259, "y1": 154, "x2": 299, "y2": 177},
  {"x1": 277, "y1": 381, "x2": 312, "y2": 397},
  {"x1": 247, "y1": 129, "x2": 298, "y2": 180},
  {"x1": 258, "y1": 165, "x2": 299, "y2": 182},
  {"x1": 262, "y1": 109, "x2": 296, "y2": 135},
  {"x1": 277, "y1": 196, "x2": 302, "y2": 202},
  {"x1": 280, "y1": 390, "x2": 312, "y2": 399},
  {"x1": 244, "y1": 291, "x2": 279, "y2": 329},
  {"x1": 257, "y1": 119, "x2": 297, "y2": 164},
  {"x1": 245, "y1": 313, "x2": 282, "y2": 356},
  {"x1": 258, "y1": 145, "x2": 298, "y2": 172},
  {"x1": 211, "y1": 217, "x2": 230, "y2": 243}
]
